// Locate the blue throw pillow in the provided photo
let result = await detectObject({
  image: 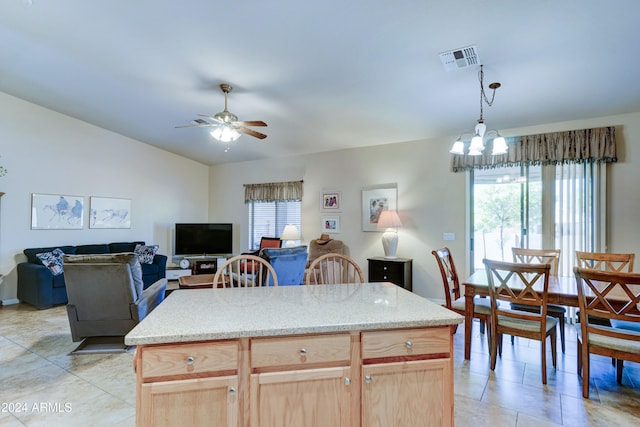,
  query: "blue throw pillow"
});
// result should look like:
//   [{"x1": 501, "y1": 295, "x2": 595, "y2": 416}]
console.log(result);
[{"x1": 36, "y1": 248, "x2": 65, "y2": 276}]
